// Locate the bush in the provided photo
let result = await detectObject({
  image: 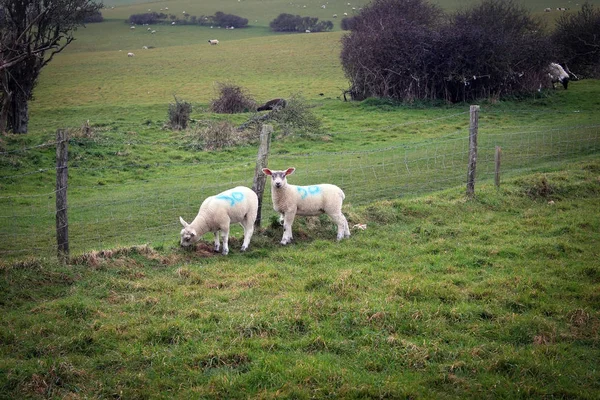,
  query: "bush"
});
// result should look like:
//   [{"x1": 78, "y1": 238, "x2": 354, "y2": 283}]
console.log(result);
[
  {"x1": 439, "y1": 0, "x2": 551, "y2": 101},
  {"x1": 340, "y1": 0, "x2": 444, "y2": 101},
  {"x1": 270, "y1": 13, "x2": 333, "y2": 32},
  {"x1": 210, "y1": 83, "x2": 256, "y2": 114},
  {"x1": 127, "y1": 11, "x2": 248, "y2": 27},
  {"x1": 340, "y1": 16, "x2": 358, "y2": 31},
  {"x1": 83, "y1": 10, "x2": 104, "y2": 23},
  {"x1": 340, "y1": 0, "x2": 552, "y2": 102},
  {"x1": 128, "y1": 12, "x2": 167, "y2": 25},
  {"x1": 553, "y1": 2, "x2": 600, "y2": 78},
  {"x1": 213, "y1": 11, "x2": 248, "y2": 28},
  {"x1": 167, "y1": 97, "x2": 192, "y2": 130}
]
